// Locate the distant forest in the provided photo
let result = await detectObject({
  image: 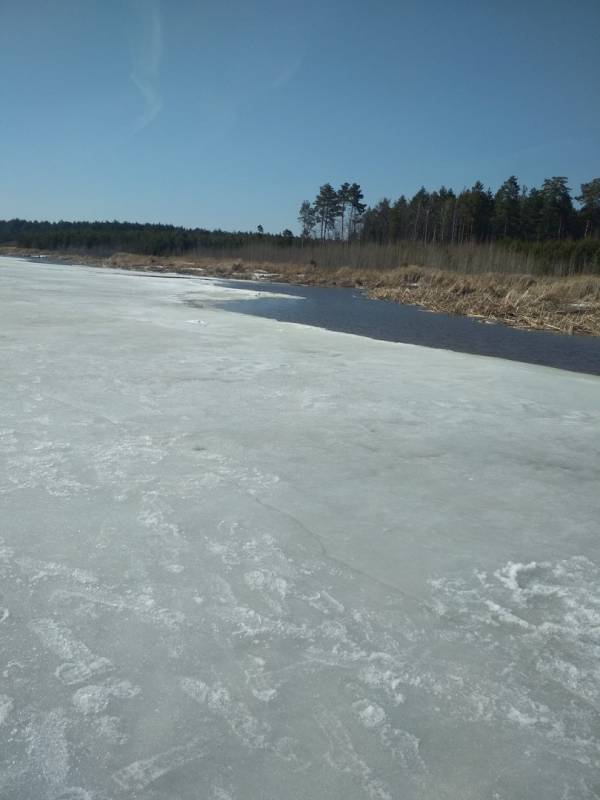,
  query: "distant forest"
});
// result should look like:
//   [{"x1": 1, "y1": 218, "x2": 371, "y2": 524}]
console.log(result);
[
  {"x1": 0, "y1": 218, "x2": 296, "y2": 256},
  {"x1": 1, "y1": 175, "x2": 599, "y2": 274}
]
